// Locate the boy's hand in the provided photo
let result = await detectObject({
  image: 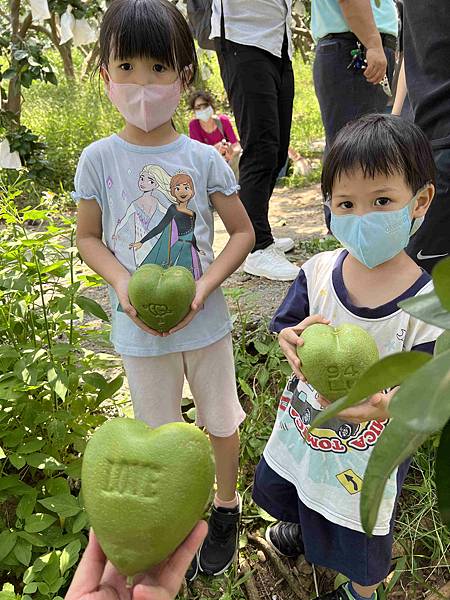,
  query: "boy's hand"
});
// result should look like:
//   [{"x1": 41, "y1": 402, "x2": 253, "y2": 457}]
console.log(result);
[
  {"x1": 113, "y1": 275, "x2": 163, "y2": 337},
  {"x1": 278, "y1": 315, "x2": 330, "y2": 380},
  {"x1": 167, "y1": 279, "x2": 208, "y2": 335},
  {"x1": 317, "y1": 388, "x2": 397, "y2": 424}
]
